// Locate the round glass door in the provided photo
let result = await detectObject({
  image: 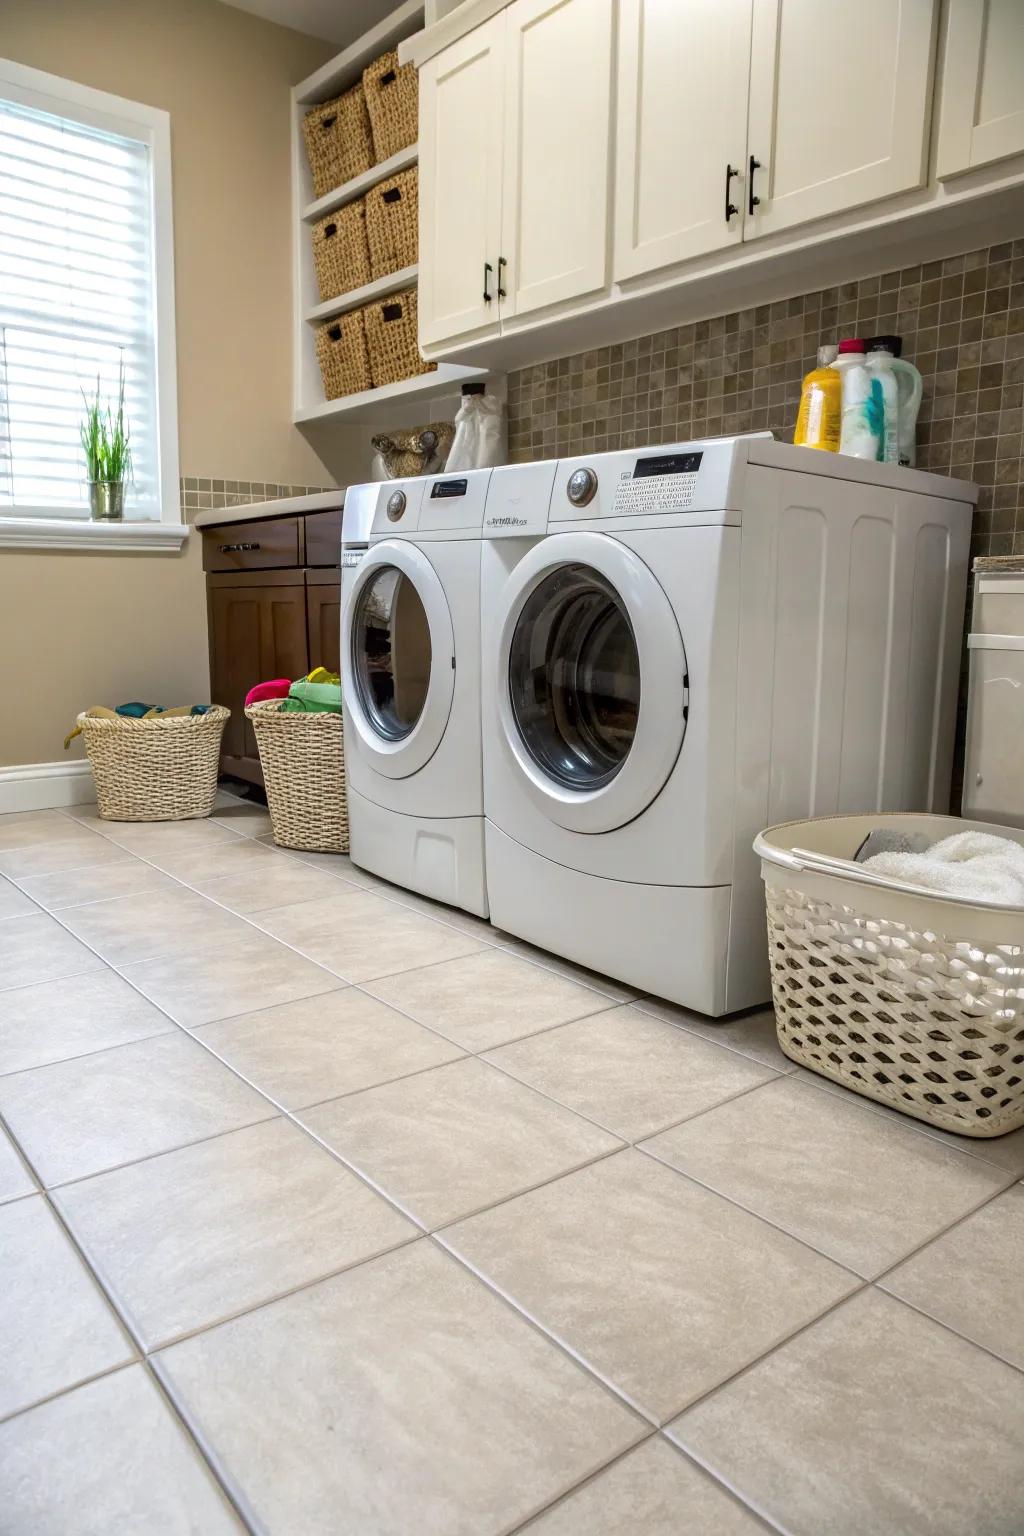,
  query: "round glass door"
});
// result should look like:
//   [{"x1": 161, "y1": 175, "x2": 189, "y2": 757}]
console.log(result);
[
  {"x1": 351, "y1": 564, "x2": 432, "y2": 742},
  {"x1": 509, "y1": 564, "x2": 640, "y2": 790}
]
